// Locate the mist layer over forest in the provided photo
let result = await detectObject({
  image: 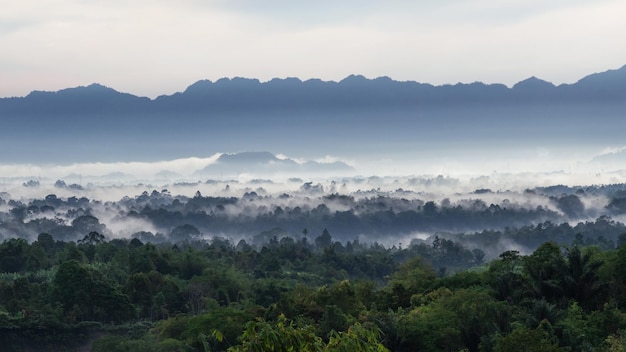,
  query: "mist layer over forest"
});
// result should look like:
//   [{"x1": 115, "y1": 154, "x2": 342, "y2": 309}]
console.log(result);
[{"x1": 4, "y1": 153, "x2": 626, "y2": 262}]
